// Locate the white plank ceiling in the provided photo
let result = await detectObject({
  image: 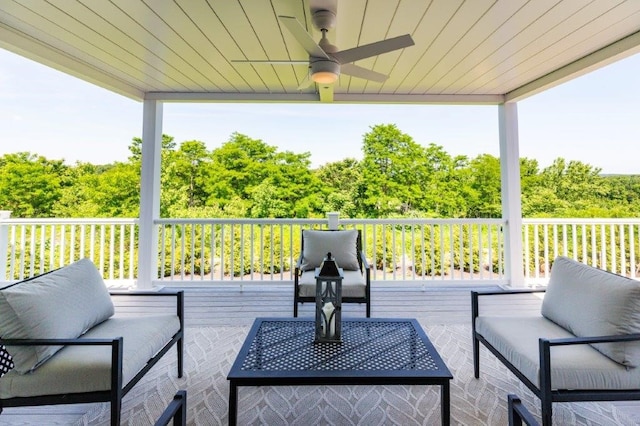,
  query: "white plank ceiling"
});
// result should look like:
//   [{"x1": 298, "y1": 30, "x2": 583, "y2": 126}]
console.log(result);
[{"x1": 0, "y1": 0, "x2": 639, "y2": 103}]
